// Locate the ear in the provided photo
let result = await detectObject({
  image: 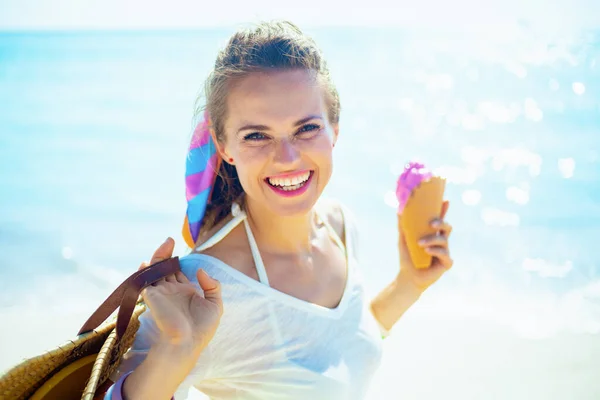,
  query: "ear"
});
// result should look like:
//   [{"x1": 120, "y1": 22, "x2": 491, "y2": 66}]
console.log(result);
[
  {"x1": 209, "y1": 127, "x2": 234, "y2": 165},
  {"x1": 331, "y1": 123, "x2": 339, "y2": 147}
]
